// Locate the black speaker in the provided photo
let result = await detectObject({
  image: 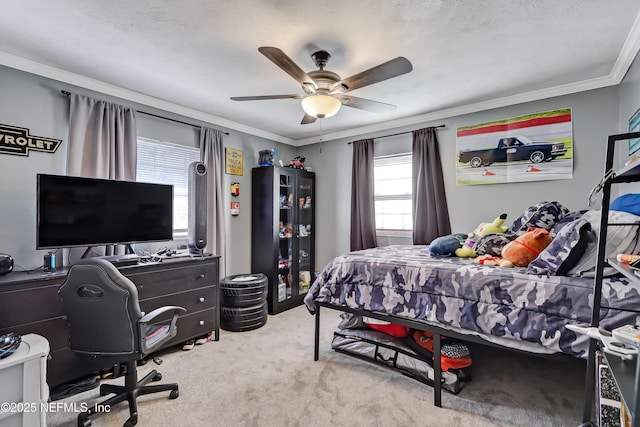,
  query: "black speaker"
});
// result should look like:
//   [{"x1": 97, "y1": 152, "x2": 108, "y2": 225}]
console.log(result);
[
  {"x1": 188, "y1": 161, "x2": 207, "y2": 253},
  {"x1": 0, "y1": 253, "x2": 13, "y2": 275}
]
